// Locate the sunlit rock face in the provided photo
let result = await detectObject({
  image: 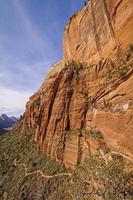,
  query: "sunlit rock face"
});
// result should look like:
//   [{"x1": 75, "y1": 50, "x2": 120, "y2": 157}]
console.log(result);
[
  {"x1": 63, "y1": 0, "x2": 133, "y2": 65},
  {"x1": 22, "y1": 0, "x2": 133, "y2": 168}
]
